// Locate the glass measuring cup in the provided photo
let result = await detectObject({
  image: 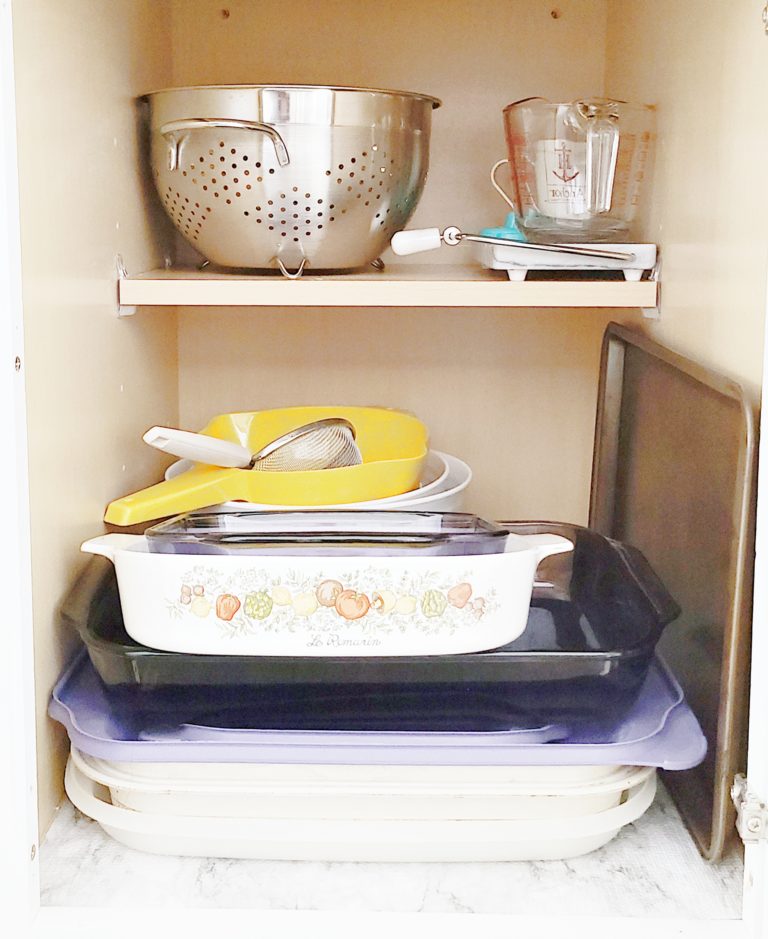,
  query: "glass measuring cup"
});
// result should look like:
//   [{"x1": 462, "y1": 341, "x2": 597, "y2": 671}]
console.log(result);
[{"x1": 497, "y1": 97, "x2": 655, "y2": 242}]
